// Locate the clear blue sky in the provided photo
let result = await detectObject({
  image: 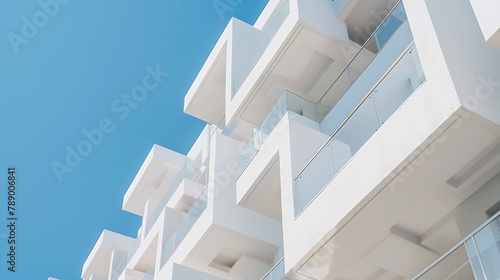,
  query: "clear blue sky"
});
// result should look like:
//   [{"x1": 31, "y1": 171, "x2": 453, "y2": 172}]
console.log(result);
[{"x1": 0, "y1": 1, "x2": 268, "y2": 279}]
